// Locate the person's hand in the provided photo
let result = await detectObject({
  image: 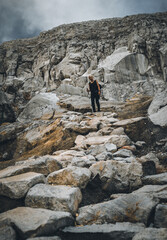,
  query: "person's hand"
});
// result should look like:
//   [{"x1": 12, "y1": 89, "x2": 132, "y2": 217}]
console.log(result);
[{"x1": 98, "y1": 91, "x2": 100, "y2": 95}]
